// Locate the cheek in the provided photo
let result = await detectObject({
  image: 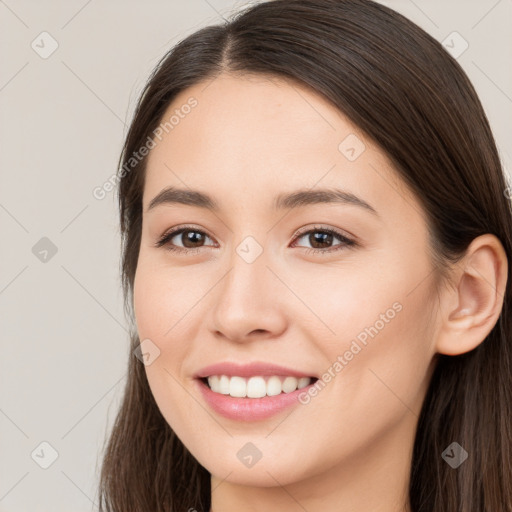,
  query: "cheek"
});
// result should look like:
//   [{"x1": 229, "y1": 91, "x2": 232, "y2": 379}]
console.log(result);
[
  {"x1": 310, "y1": 249, "x2": 436, "y2": 397},
  {"x1": 325, "y1": 268, "x2": 436, "y2": 429},
  {"x1": 285, "y1": 258, "x2": 401, "y2": 351},
  {"x1": 133, "y1": 263, "x2": 189, "y2": 393},
  {"x1": 133, "y1": 262, "x2": 200, "y2": 435},
  {"x1": 133, "y1": 259, "x2": 203, "y2": 341},
  {"x1": 133, "y1": 267, "x2": 168, "y2": 341}
]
